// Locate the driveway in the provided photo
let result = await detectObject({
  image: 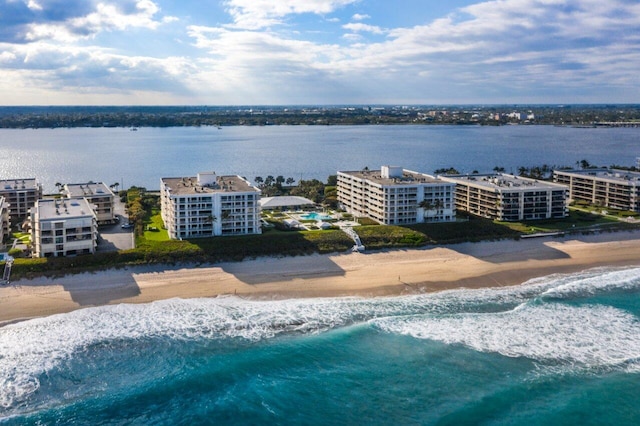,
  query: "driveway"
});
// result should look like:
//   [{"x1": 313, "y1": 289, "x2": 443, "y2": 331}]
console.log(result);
[{"x1": 96, "y1": 197, "x2": 134, "y2": 252}]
